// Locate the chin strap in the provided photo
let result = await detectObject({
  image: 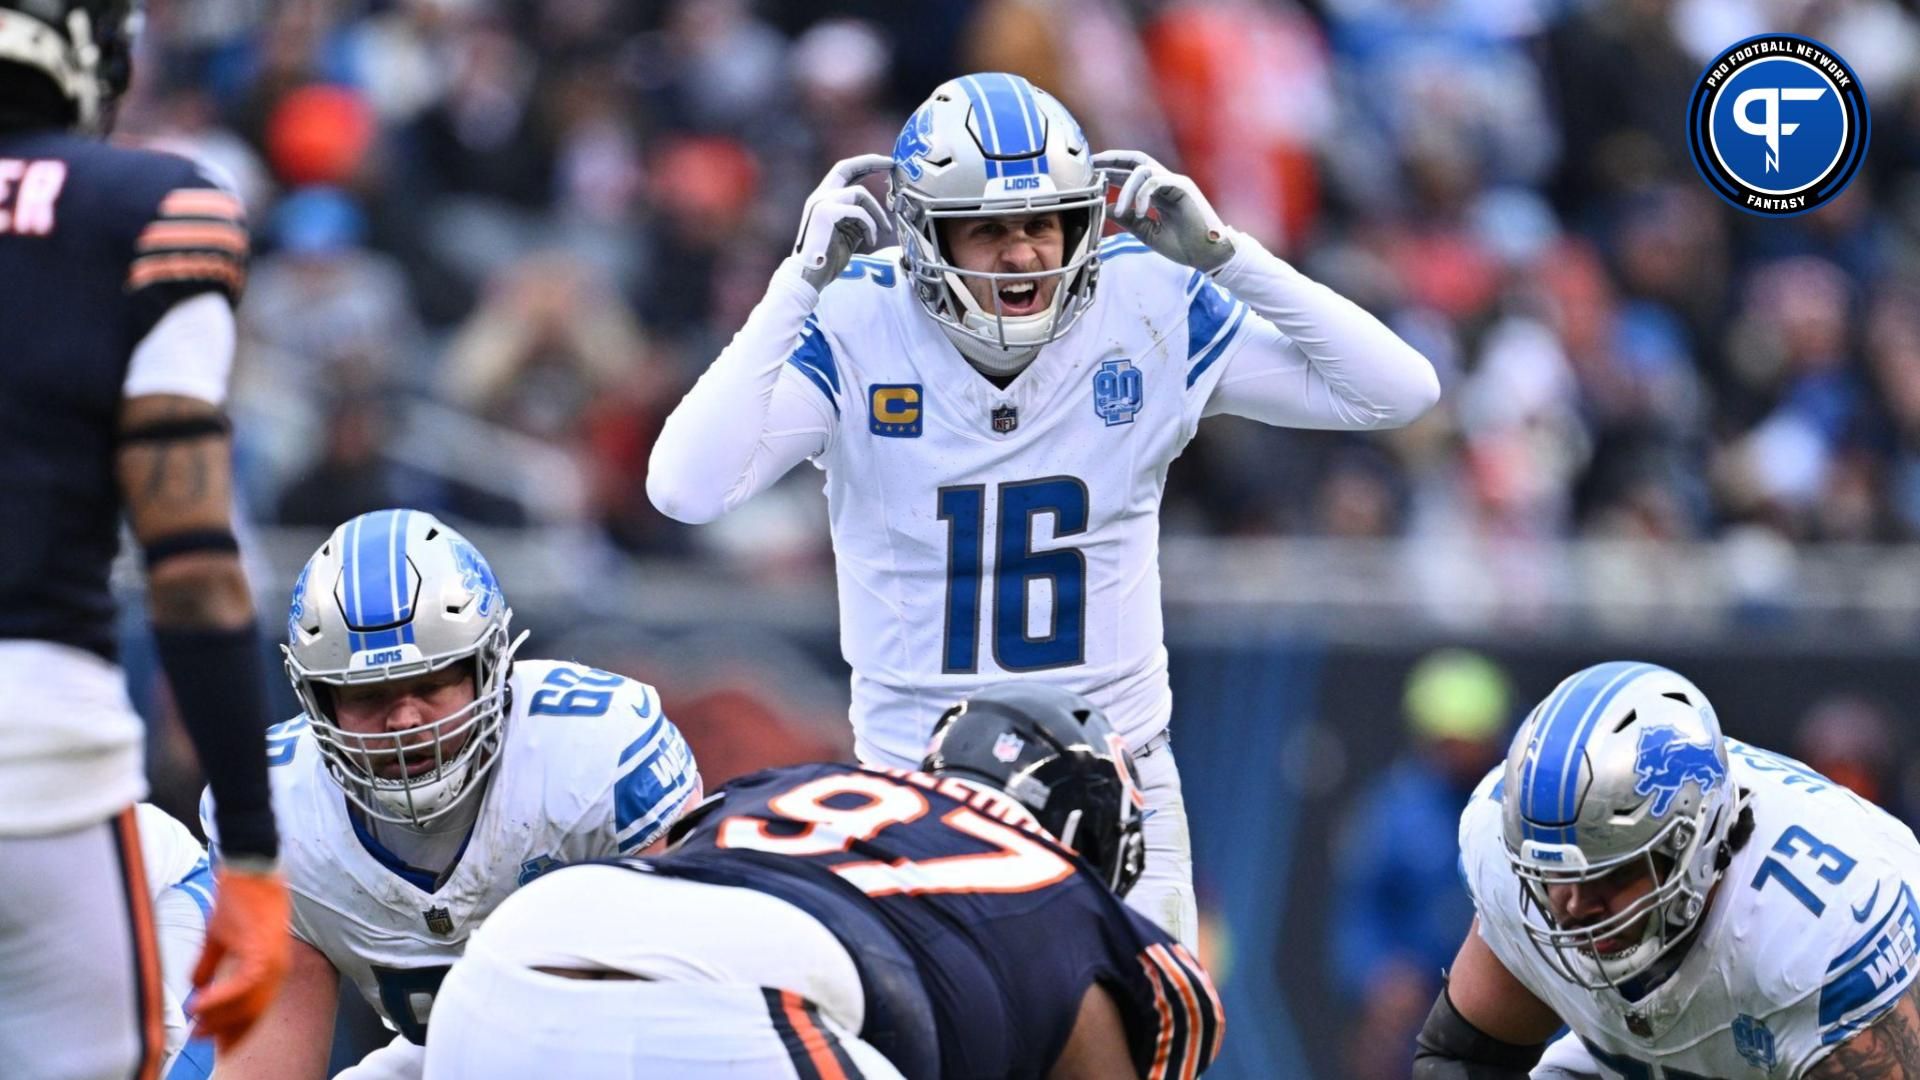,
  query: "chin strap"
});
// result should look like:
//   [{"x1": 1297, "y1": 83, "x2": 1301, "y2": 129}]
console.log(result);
[{"x1": 940, "y1": 320, "x2": 1040, "y2": 377}]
